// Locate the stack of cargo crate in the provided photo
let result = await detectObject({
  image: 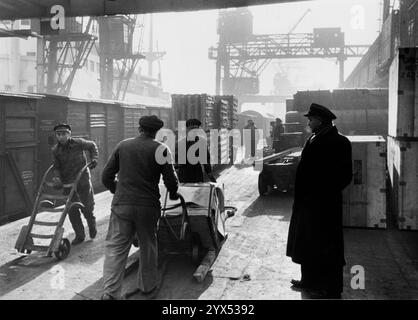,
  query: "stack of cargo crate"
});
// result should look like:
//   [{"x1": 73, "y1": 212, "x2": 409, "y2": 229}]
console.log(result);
[
  {"x1": 171, "y1": 94, "x2": 229, "y2": 169},
  {"x1": 332, "y1": 88, "x2": 388, "y2": 136},
  {"x1": 293, "y1": 90, "x2": 334, "y2": 113},
  {"x1": 171, "y1": 94, "x2": 216, "y2": 132},
  {"x1": 215, "y1": 95, "x2": 238, "y2": 164},
  {"x1": 342, "y1": 136, "x2": 387, "y2": 229},
  {"x1": 214, "y1": 95, "x2": 238, "y2": 130},
  {"x1": 285, "y1": 99, "x2": 294, "y2": 112},
  {"x1": 292, "y1": 88, "x2": 388, "y2": 137},
  {"x1": 387, "y1": 47, "x2": 418, "y2": 230},
  {"x1": 214, "y1": 97, "x2": 230, "y2": 129}
]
